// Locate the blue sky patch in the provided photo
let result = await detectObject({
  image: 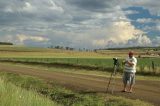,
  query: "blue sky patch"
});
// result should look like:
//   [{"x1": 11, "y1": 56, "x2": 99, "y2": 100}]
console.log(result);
[{"x1": 124, "y1": 6, "x2": 160, "y2": 38}]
